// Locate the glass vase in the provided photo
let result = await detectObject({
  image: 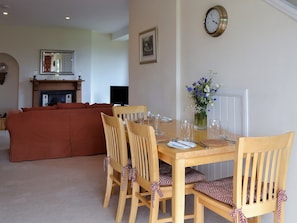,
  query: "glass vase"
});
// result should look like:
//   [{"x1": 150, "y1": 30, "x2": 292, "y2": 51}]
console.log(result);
[{"x1": 194, "y1": 112, "x2": 207, "y2": 130}]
